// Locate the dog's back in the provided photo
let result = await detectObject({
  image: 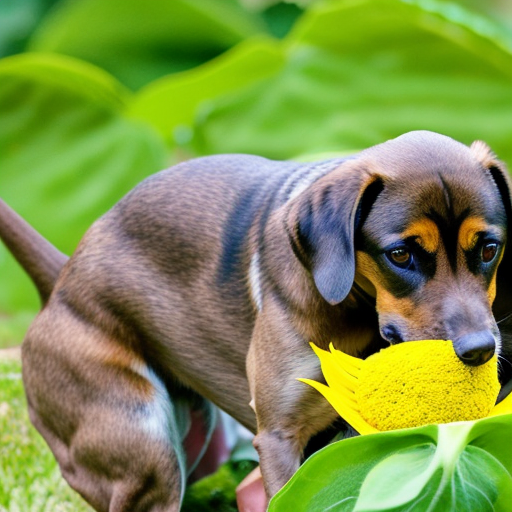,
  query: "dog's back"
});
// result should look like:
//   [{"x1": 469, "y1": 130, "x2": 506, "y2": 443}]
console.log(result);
[{"x1": 48, "y1": 156, "x2": 303, "y2": 416}]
